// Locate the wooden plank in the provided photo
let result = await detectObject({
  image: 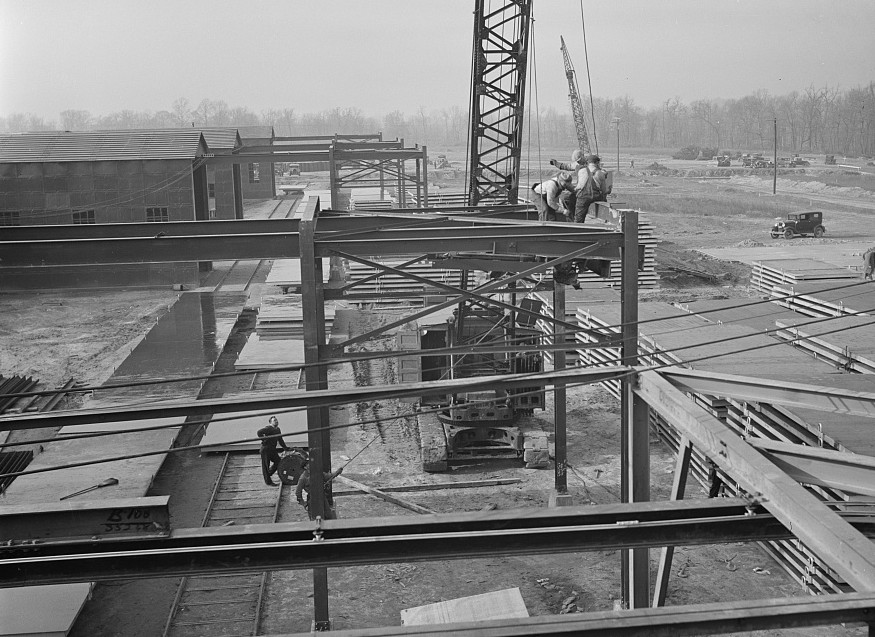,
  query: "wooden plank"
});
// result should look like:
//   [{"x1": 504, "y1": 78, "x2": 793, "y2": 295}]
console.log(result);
[
  {"x1": 337, "y1": 476, "x2": 435, "y2": 515},
  {"x1": 401, "y1": 587, "x2": 528, "y2": 626},
  {"x1": 636, "y1": 370, "x2": 875, "y2": 592},
  {"x1": 333, "y1": 478, "x2": 521, "y2": 496}
]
